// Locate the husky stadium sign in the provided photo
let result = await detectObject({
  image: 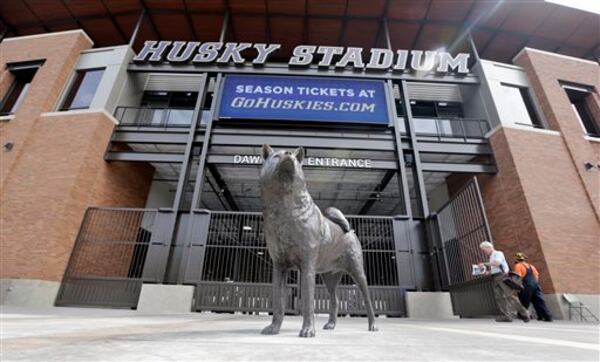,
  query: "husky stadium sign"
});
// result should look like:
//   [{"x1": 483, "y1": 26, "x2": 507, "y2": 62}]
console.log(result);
[{"x1": 133, "y1": 41, "x2": 470, "y2": 74}]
